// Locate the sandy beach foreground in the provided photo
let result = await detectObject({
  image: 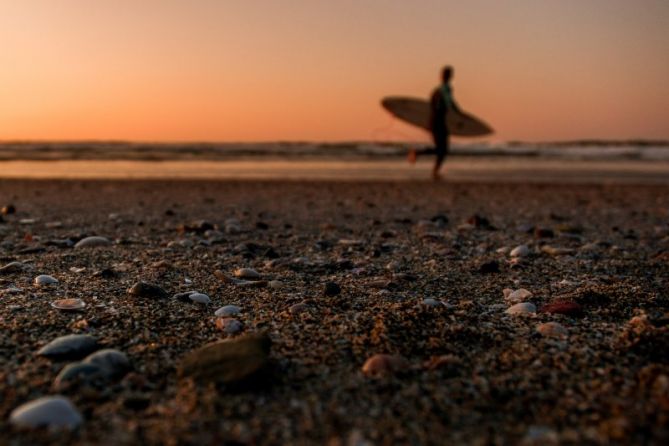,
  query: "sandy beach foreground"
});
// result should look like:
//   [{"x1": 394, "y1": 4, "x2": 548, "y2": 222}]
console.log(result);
[{"x1": 1, "y1": 179, "x2": 668, "y2": 444}]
